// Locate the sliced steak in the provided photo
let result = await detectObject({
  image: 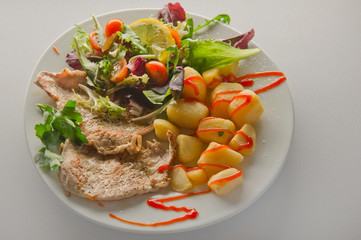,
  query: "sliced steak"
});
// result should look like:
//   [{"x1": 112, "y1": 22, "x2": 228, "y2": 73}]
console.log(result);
[
  {"x1": 59, "y1": 132, "x2": 176, "y2": 201},
  {"x1": 35, "y1": 69, "x2": 147, "y2": 155}
]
